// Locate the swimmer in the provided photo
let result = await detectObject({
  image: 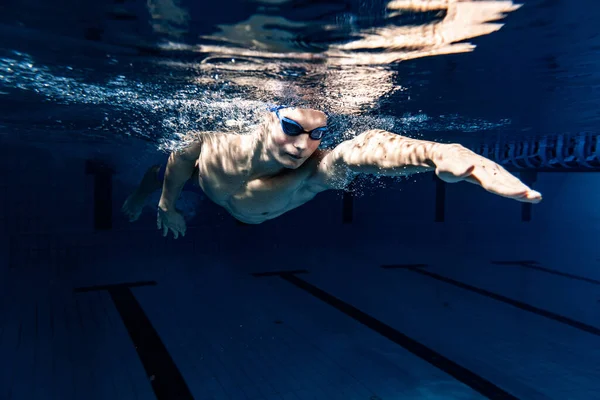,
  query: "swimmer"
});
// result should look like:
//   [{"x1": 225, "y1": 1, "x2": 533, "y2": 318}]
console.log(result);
[{"x1": 122, "y1": 105, "x2": 542, "y2": 238}]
